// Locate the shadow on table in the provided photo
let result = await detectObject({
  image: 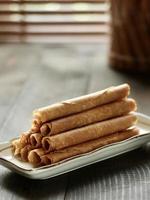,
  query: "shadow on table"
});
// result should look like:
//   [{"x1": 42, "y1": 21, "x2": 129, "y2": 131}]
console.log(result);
[
  {"x1": 1, "y1": 148, "x2": 150, "y2": 199},
  {"x1": 1, "y1": 171, "x2": 68, "y2": 200}
]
